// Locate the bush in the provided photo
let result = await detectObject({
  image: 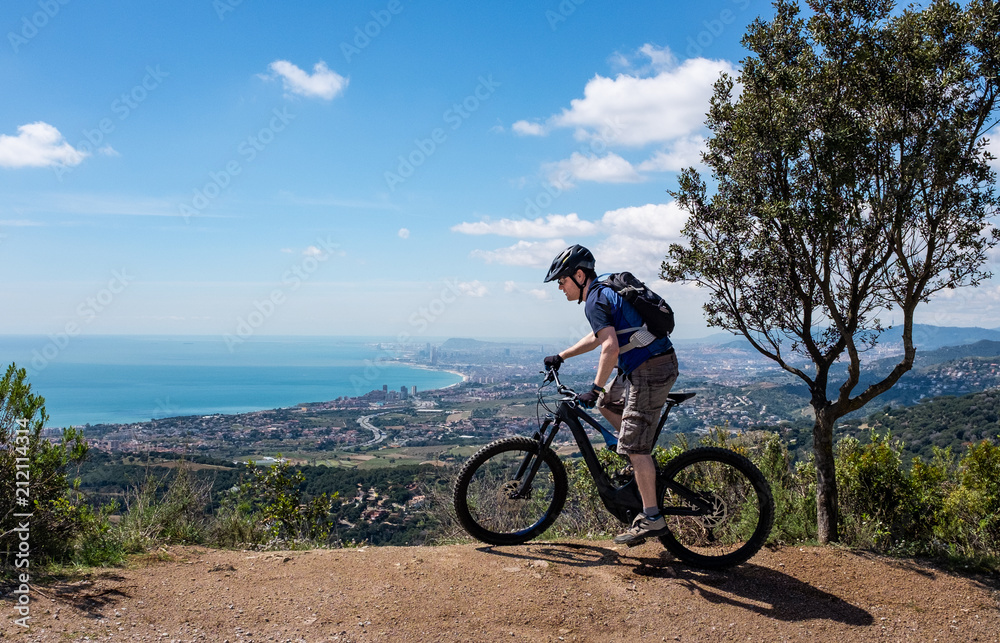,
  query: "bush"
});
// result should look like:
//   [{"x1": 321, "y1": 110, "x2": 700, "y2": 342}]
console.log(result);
[
  {"x1": 210, "y1": 459, "x2": 335, "y2": 548},
  {"x1": 836, "y1": 432, "x2": 913, "y2": 549},
  {"x1": 936, "y1": 439, "x2": 1000, "y2": 561},
  {"x1": 115, "y1": 465, "x2": 212, "y2": 553},
  {"x1": 1, "y1": 363, "x2": 90, "y2": 571},
  {"x1": 757, "y1": 433, "x2": 816, "y2": 544}
]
